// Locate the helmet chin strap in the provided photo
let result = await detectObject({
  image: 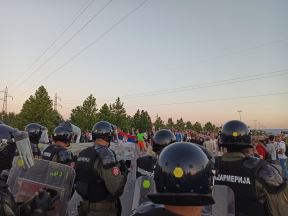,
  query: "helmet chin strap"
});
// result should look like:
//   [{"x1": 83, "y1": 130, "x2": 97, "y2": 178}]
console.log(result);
[
  {"x1": 106, "y1": 138, "x2": 111, "y2": 147},
  {"x1": 95, "y1": 138, "x2": 110, "y2": 147},
  {"x1": 106, "y1": 136, "x2": 113, "y2": 145}
]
